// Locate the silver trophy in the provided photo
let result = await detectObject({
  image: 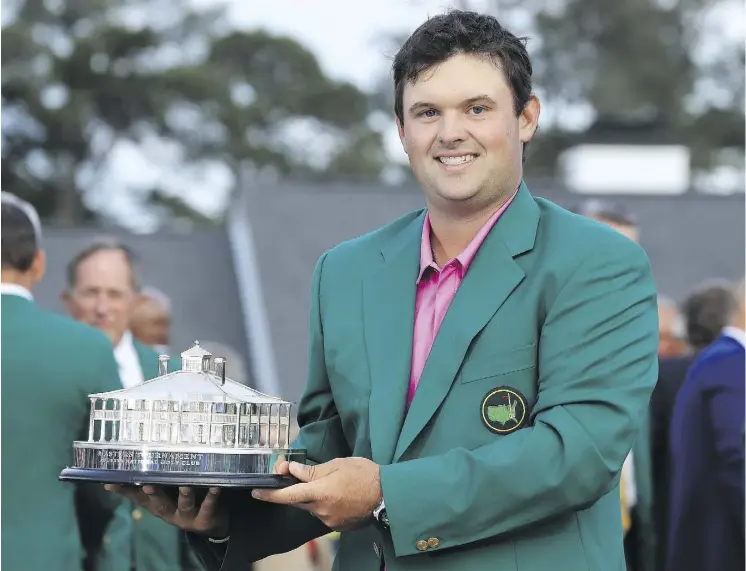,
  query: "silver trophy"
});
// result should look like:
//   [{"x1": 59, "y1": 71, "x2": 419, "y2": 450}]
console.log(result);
[{"x1": 59, "y1": 341, "x2": 306, "y2": 488}]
